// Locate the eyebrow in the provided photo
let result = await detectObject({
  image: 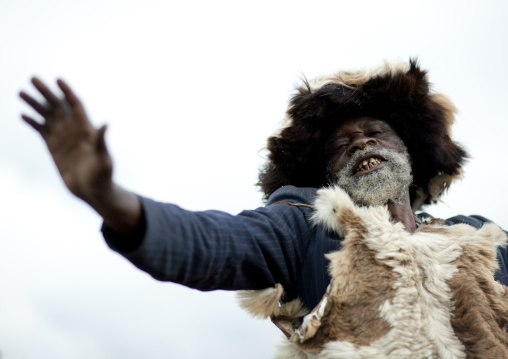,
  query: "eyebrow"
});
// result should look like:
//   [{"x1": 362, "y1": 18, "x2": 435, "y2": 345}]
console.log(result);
[{"x1": 333, "y1": 119, "x2": 388, "y2": 139}]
